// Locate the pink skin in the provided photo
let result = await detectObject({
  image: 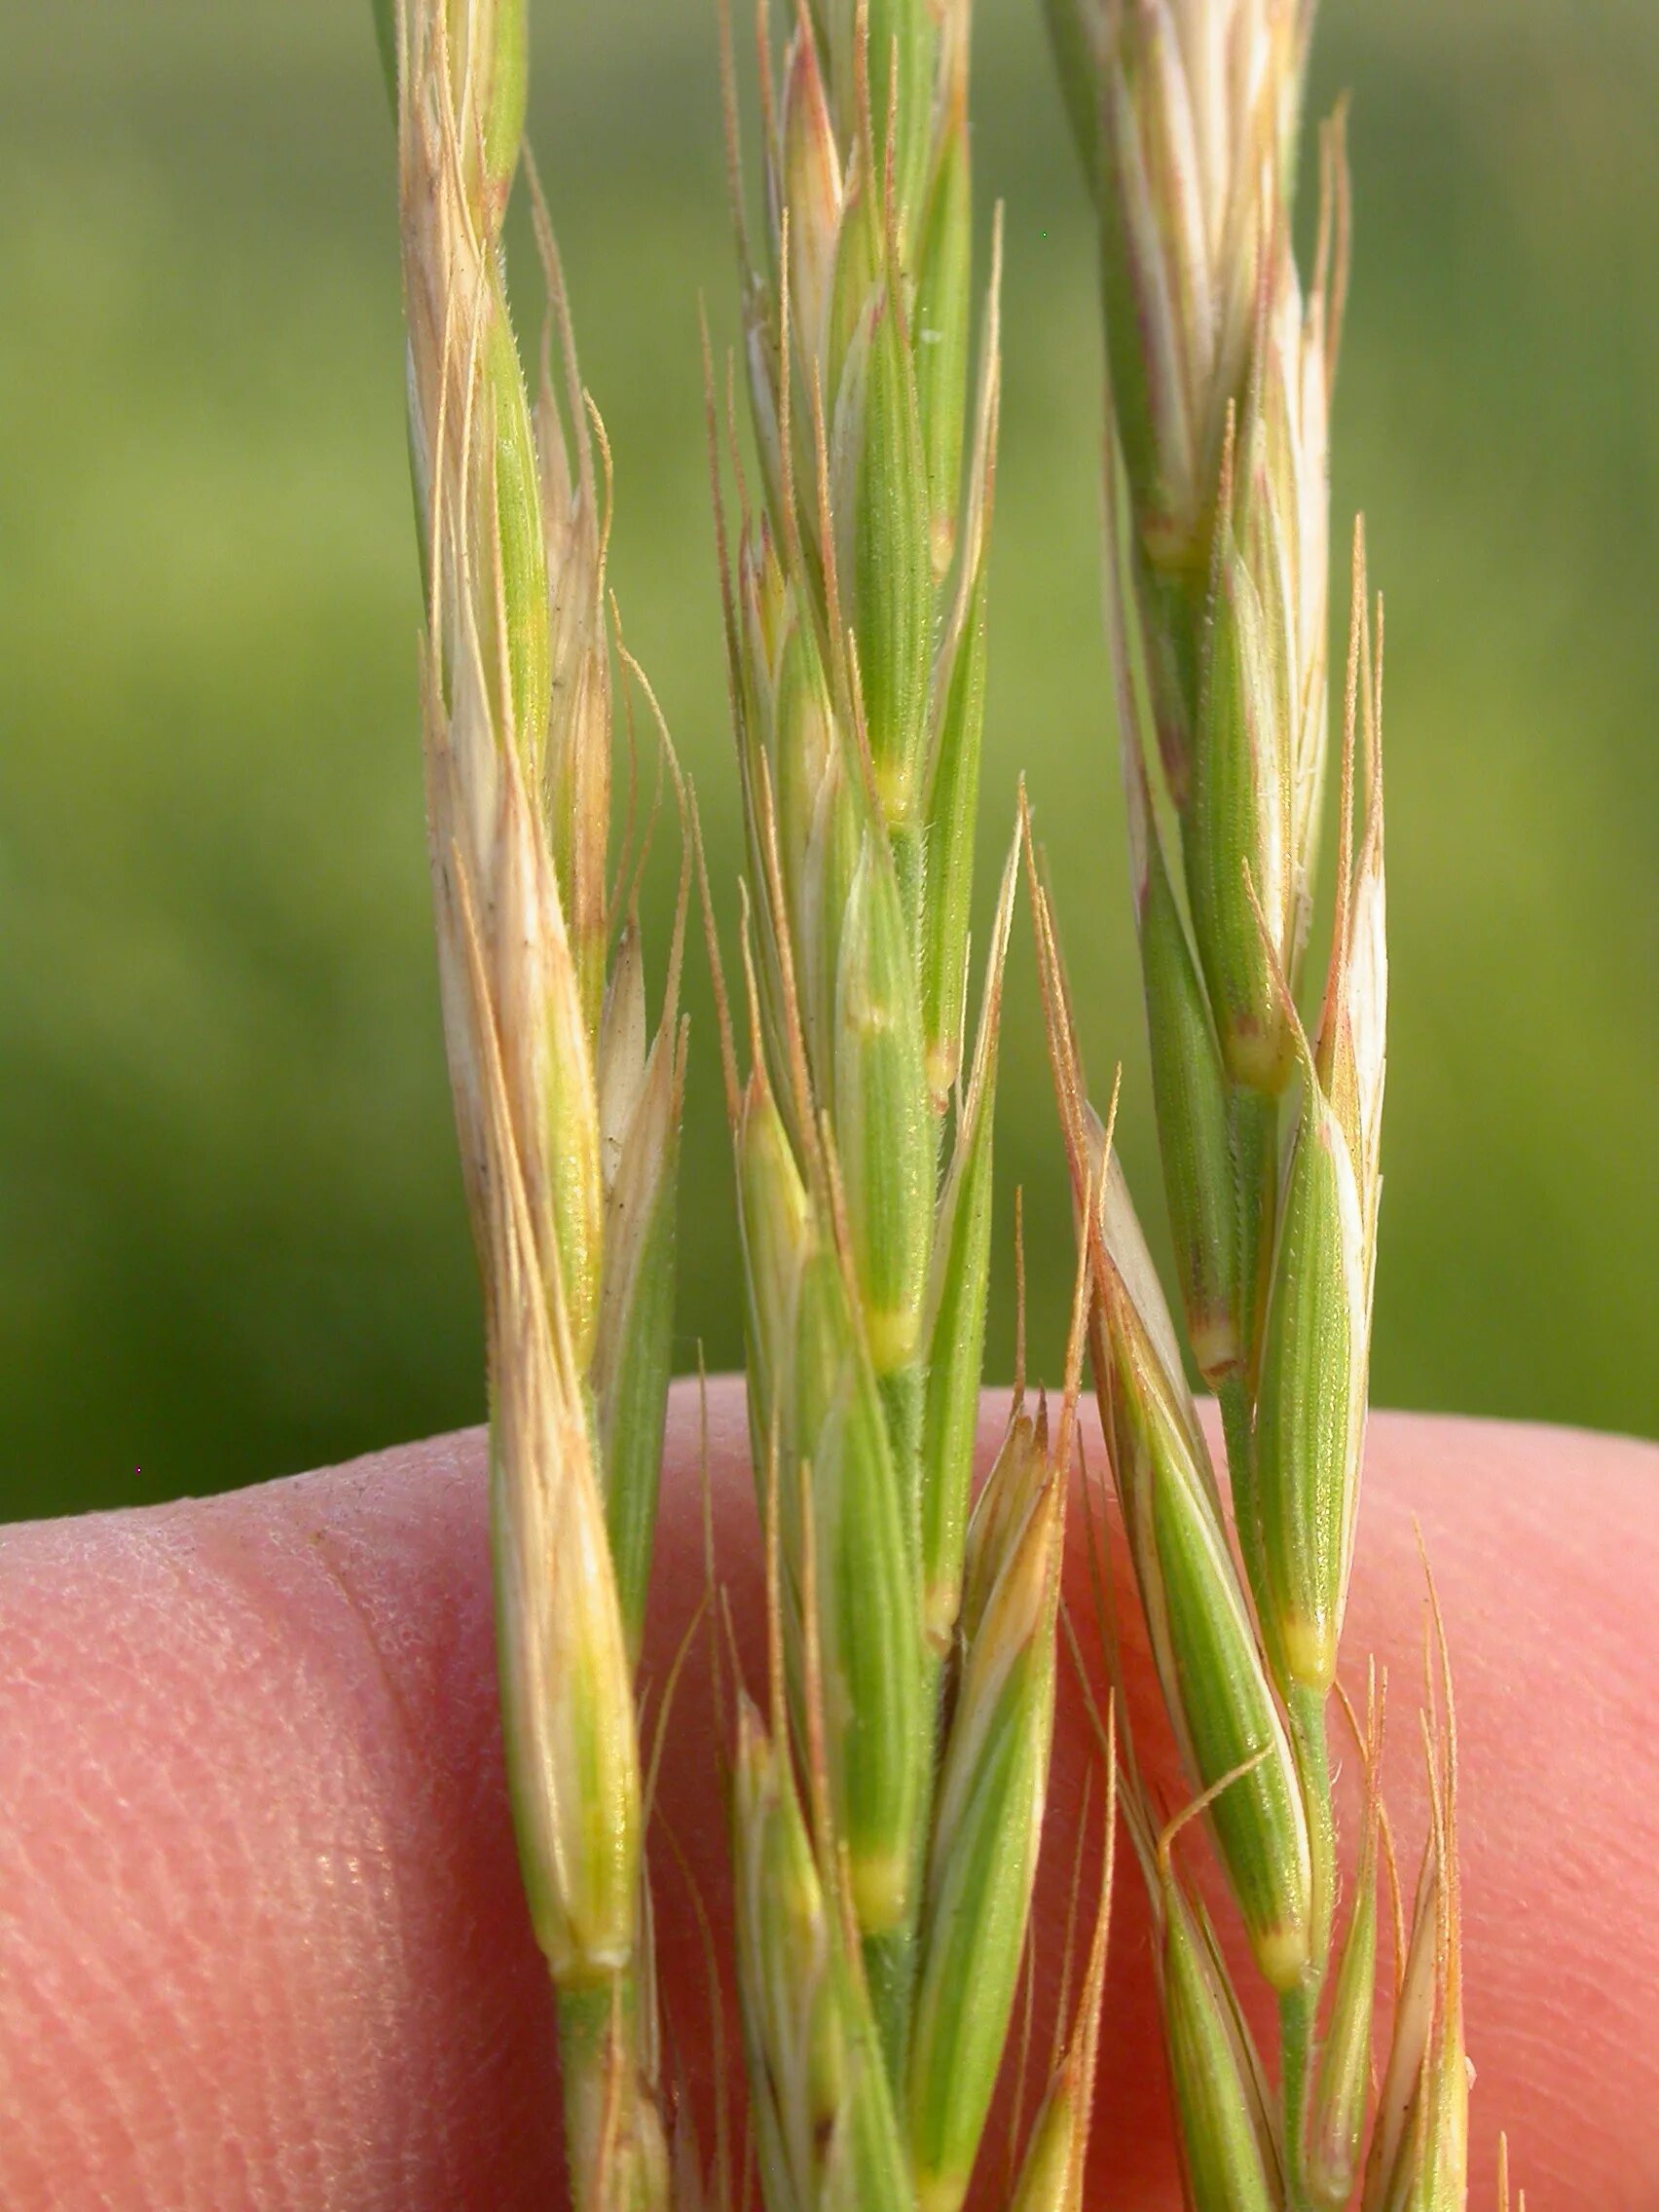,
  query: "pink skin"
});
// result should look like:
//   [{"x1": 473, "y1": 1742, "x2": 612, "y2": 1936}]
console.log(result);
[{"x1": 2, "y1": 1385, "x2": 1655, "y2": 2208}]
